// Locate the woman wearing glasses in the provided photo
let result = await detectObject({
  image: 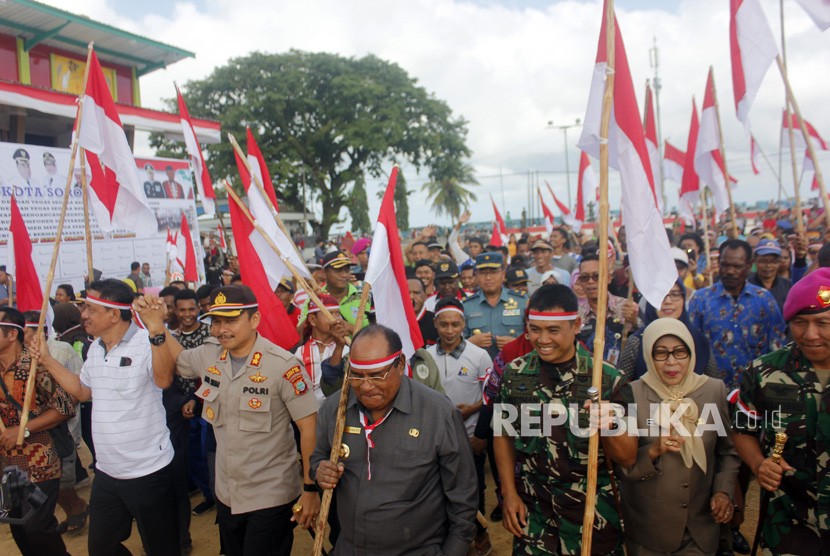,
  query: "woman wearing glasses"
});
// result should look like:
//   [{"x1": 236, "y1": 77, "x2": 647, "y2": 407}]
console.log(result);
[
  {"x1": 617, "y1": 279, "x2": 718, "y2": 380},
  {"x1": 617, "y1": 318, "x2": 740, "y2": 556}
]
